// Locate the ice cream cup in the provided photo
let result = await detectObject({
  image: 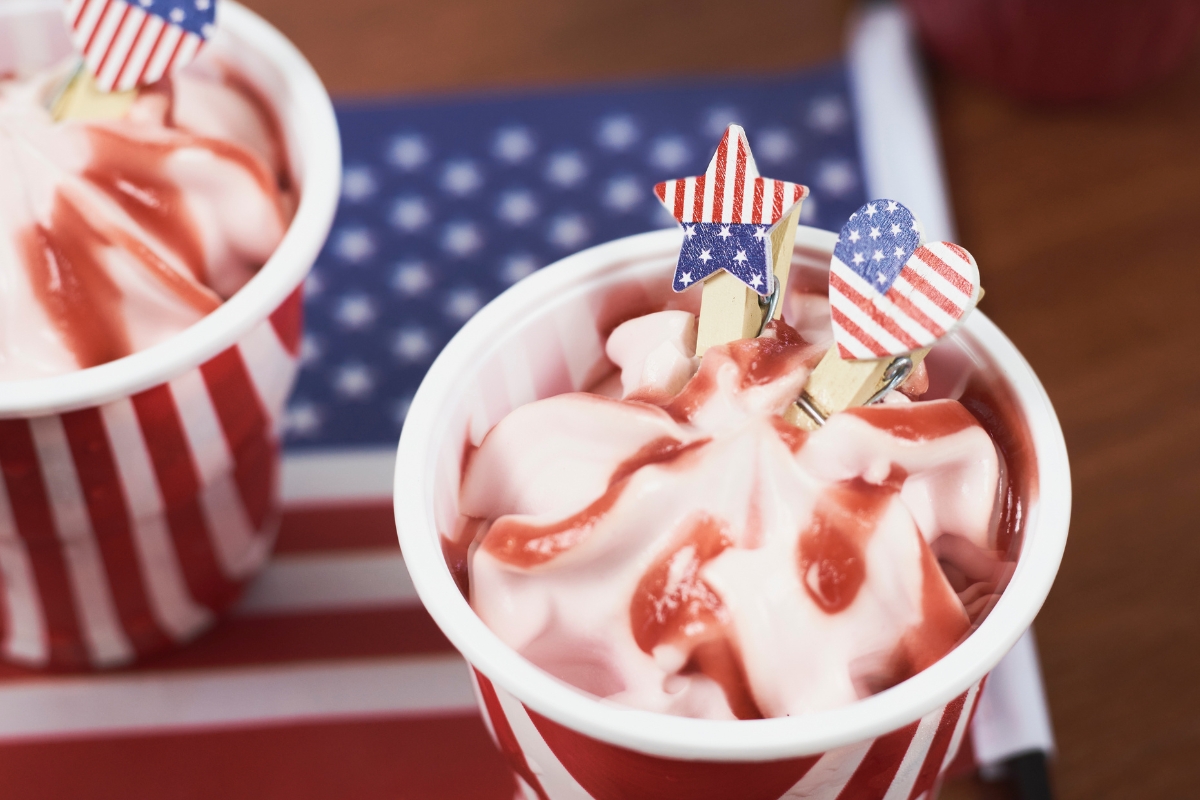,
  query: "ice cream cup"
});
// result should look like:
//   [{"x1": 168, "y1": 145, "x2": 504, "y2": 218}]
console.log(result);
[
  {"x1": 395, "y1": 226, "x2": 1070, "y2": 799},
  {"x1": 0, "y1": 1, "x2": 339, "y2": 669}
]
